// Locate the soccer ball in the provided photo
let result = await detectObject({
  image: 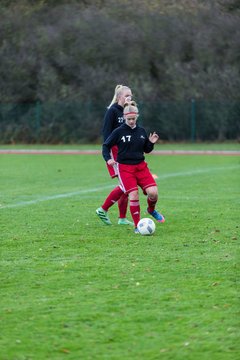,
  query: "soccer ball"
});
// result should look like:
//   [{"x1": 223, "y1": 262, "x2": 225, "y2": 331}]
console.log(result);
[{"x1": 137, "y1": 218, "x2": 156, "y2": 236}]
